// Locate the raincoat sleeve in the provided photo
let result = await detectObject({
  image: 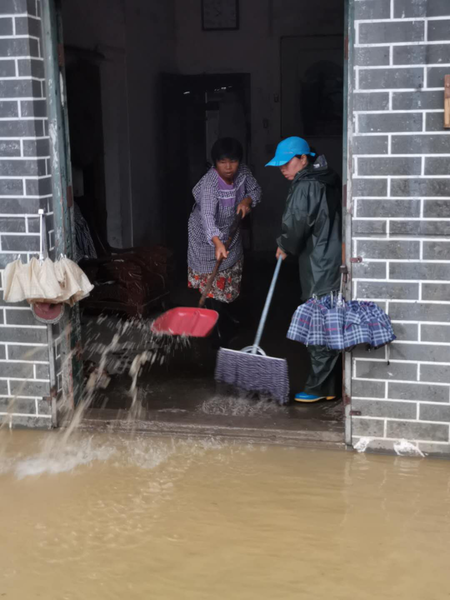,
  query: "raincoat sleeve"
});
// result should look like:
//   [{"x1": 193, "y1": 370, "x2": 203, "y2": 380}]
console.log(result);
[
  {"x1": 199, "y1": 180, "x2": 222, "y2": 246},
  {"x1": 276, "y1": 184, "x2": 321, "y2": 256},
  {"x1": 244, "y1": 170, "x2": 262, "y2": 208}
]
